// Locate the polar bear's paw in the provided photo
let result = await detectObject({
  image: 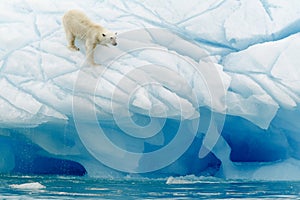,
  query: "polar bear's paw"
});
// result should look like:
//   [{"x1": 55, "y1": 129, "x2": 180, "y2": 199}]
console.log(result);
[
  {"x1": 68, "y1": 45, "x2": 80, "y2": 51},
  {"x1": 90, "y1": 62, "x2": 101, "y2": 67}
]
